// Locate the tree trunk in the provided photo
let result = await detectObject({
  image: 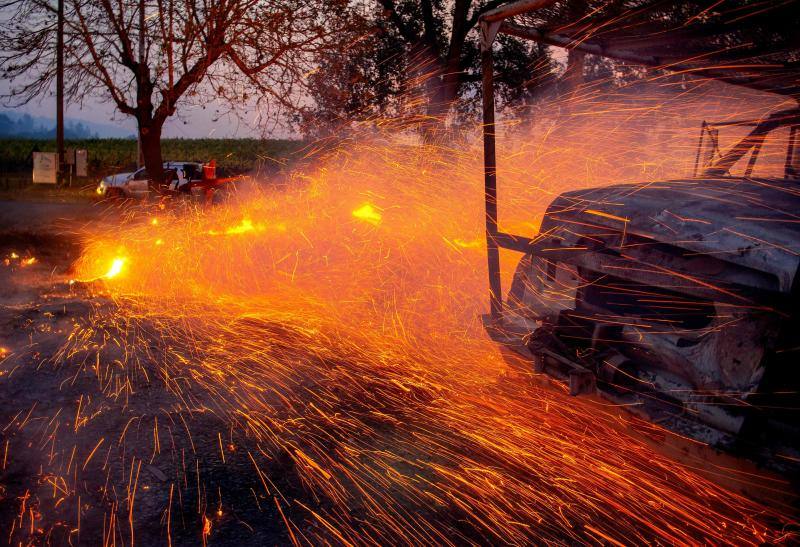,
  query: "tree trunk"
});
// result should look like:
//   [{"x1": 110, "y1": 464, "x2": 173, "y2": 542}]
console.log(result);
[
  {"x1": 138, "y1": 123, "x2": 165, "y2": 194},
  {"x1": 562, "y1": 48, "x2": 585, "y2": 95},
  {"x1": 420, "y1": 0, "x2": 469, "y2": 143},
  {"x1": 424, "y1": 59, "x2": 461, "y2": 116},
  {"x1": 420, "y1": 69, "x2": 459, "y2": 143},
  {"x1": 560, "y1": 0, "x2": 588, "y2": 99},
  {"x1": 419, "y1": 47, "x2": 466, "y2": 143}
]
